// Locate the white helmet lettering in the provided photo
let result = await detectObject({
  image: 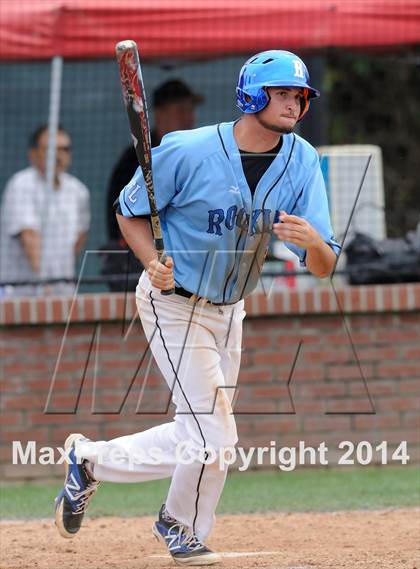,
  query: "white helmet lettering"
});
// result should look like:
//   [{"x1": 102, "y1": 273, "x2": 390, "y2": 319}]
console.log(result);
[{"x1": 293, "y1": 60, "x2": 305, "y2": 79}]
